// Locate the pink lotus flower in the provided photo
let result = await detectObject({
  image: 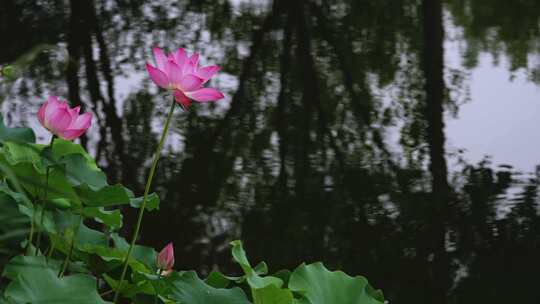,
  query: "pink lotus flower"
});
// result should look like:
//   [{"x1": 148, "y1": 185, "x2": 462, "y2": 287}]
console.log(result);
[
  {"x1": 38, "y1": 96, "x2": 92, "y2": 140},
  {"x1": 146, "y1": 47, "x2": 224, "y2": 109},
  {"x1": 156, "y1": 242, "x2": 174, "y2": 272}
]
